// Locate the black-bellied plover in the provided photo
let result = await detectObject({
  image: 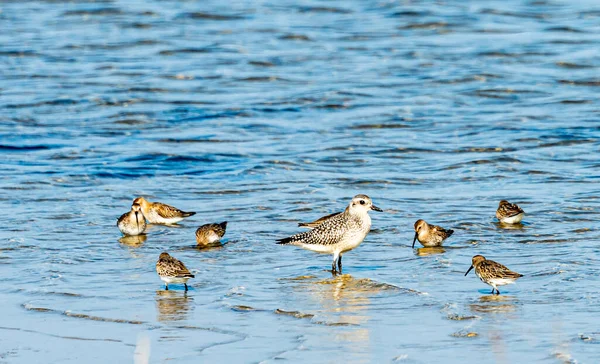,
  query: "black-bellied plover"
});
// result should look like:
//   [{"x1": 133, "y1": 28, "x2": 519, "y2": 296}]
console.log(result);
[
  {"x1": 156, "y1": 252, "x2": 195, "y2": 291},
  {"x1": 465, "y1": 255, "x2": 523, "y2": 295},
  {"x1": 298, "y1": 211, "x2": 342, "y2": 229},
  {"x1": 412, "y1": 219, "x2": 453, "y2": 248},
  {"x1": 496, "y1": 200, "x2": 524, "y2": 224},
  {"x1": 117, "y1": 203, "x2": 146, "y2": 236},
  {"x1": 195, "y1": 221, "x2": 227, "y2": 246},
  {"x1": 277, "y1": 194, "x2": 382, "y2": 274},
  {"x1": 133, "y1": 197, "x2": 196, "y2": 224}
]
